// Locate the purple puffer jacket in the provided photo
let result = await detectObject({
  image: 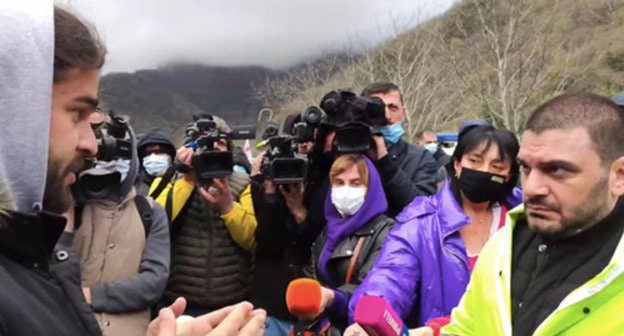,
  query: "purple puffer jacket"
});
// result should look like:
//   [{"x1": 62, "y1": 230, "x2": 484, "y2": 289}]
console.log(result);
[{"x1": 348, "y1": 181, "x2": 522, "y2": 327}]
